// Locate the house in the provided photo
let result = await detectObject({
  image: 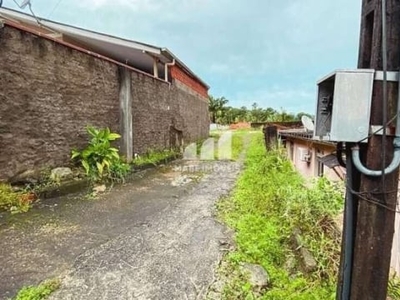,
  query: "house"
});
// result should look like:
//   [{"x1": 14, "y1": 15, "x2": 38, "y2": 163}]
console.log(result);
[
  {"x1": 278, "y1": 127, "x2": 345, "y2": 182},
  {"x1": 278, "y1": 125, "x2": 400, "y2": 275},
  {"x1": 0, "y1": 8, "x2": 210, "y2": 181}
]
